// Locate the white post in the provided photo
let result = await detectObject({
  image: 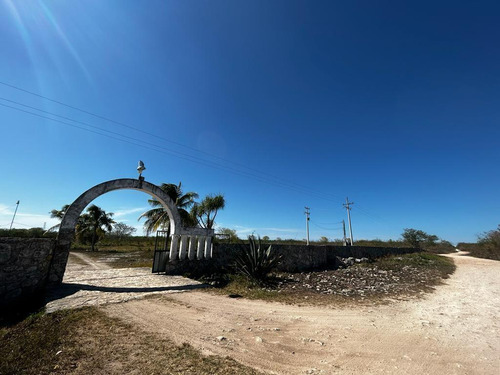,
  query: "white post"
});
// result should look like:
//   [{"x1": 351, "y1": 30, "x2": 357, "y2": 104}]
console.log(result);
[
  {"x1": 179, "y1": 235, "x2": 189, "y2": 260},
  {"x1": 188, "y1": 236, "x2": 197, "y2": 260},
  {"x1": 305, "y1": 206, "x2": 310, "y2": 246},
  {"x1": 204, "y1": 236, "x2": 212, "y2": 259},
  {"x1": 197, "y1": 236, "x2": 206, "y2": 260},
  {"x1": 169, "y1": 234, "x2": 180, "y2": 261}
]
